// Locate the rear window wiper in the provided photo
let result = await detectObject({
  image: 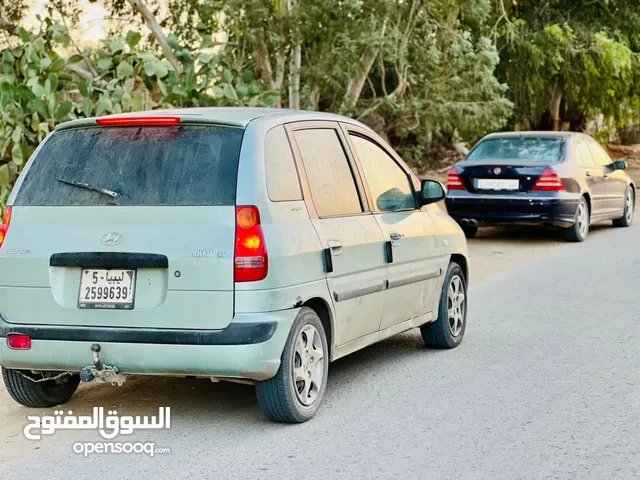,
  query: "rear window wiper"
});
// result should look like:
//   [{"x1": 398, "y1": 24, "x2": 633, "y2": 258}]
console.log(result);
[{"x1": 57, "y1": 178, "x2": 120, "y2": 200}]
